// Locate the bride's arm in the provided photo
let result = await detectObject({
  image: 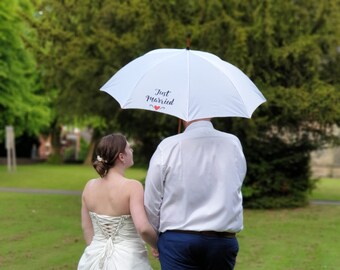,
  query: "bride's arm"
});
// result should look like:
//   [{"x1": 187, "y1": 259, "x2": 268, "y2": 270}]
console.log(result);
[
  {"x1": 129, "y1": 180, "x2": 158, "y2": 249},
  {"x1": 81, "y1": 189, "x2": 94, "y2": 245}
]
